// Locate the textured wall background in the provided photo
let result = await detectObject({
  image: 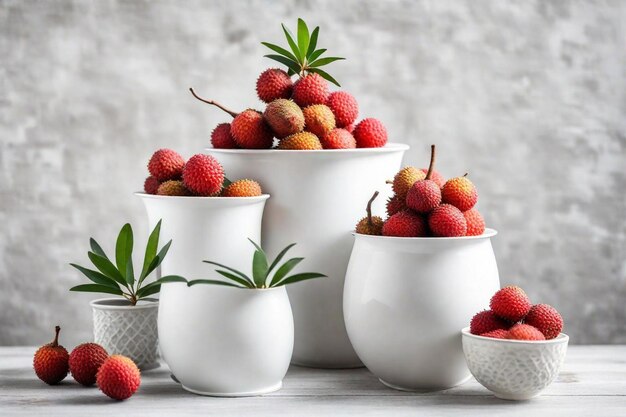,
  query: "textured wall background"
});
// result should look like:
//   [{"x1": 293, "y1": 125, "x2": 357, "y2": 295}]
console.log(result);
[{"x1": 1, "y1": 0, "x2": 625, "y2": 347}]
